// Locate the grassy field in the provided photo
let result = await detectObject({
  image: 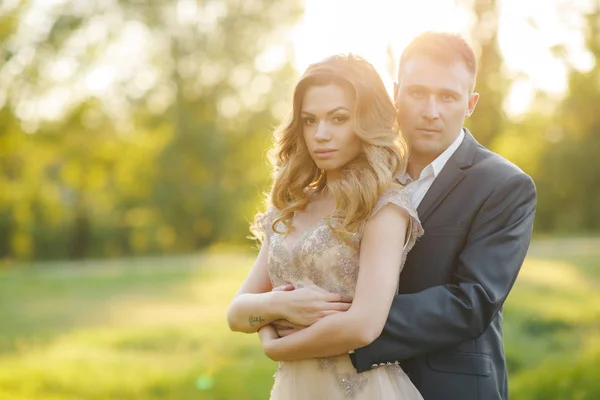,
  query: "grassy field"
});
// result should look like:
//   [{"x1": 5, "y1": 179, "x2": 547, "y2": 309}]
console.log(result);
[{"x1": 0, "y1": 237, "x2": 599, "y2": 399}]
